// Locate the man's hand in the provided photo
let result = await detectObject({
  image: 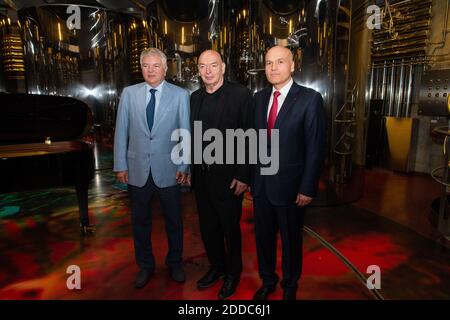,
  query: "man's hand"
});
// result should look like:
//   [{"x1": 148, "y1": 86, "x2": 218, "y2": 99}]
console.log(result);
[
  {"x1": 230, "y1": 178, "x2": 248, "y2": 196},
  {"x1": 176, "y1": 172, "x2": 189, "y2": 185},
  {"x1": 186, "y1": 174, "x2": 191, "y2": 186},
  {"x1": 296, "y1": 194, "x2": 313, "y2": 207},
  {"x1": 116, "y1": 171, "x2": 129, "y2": 184}
]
